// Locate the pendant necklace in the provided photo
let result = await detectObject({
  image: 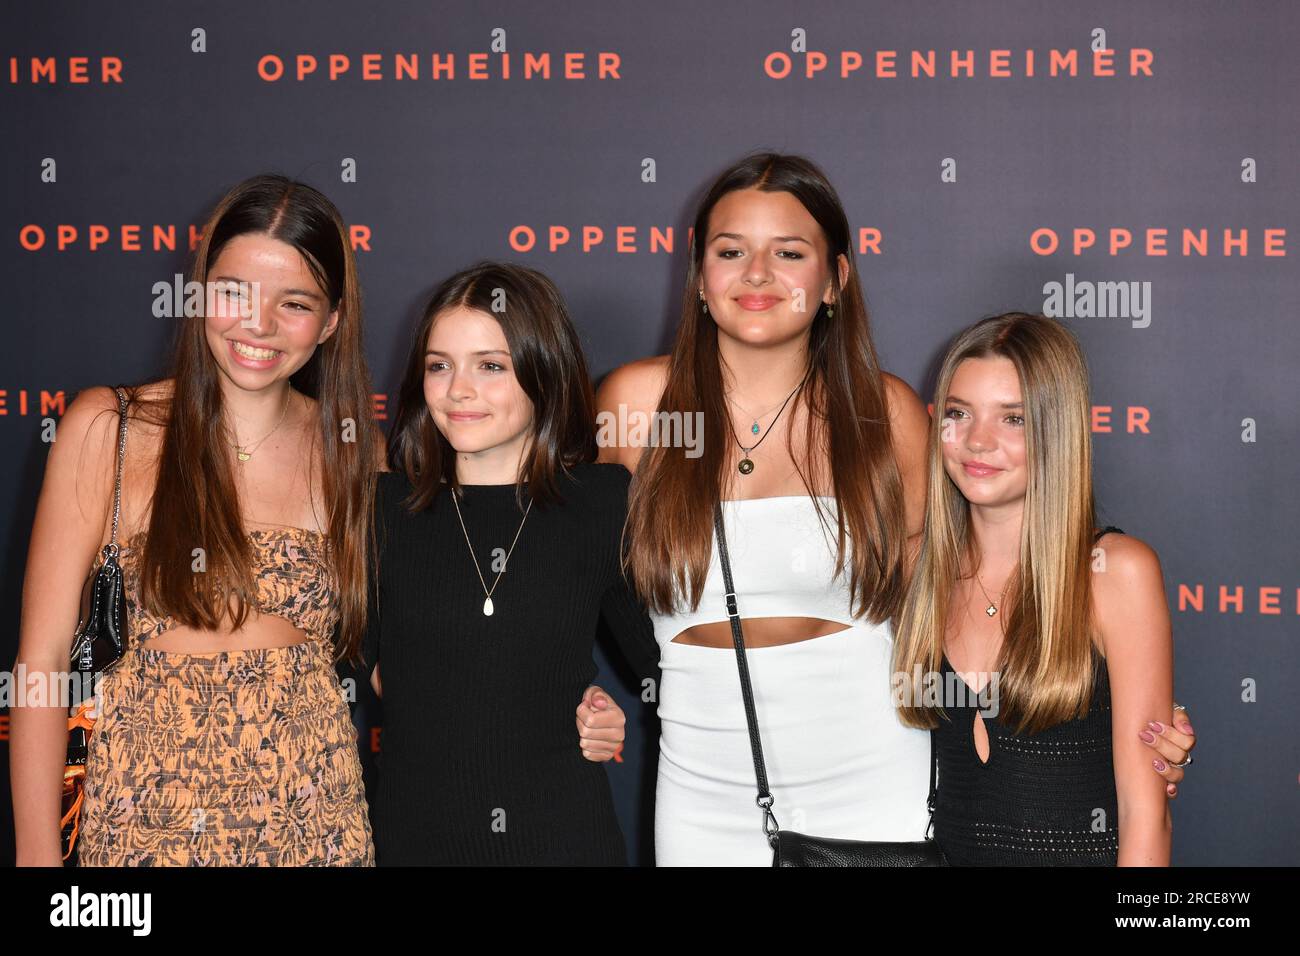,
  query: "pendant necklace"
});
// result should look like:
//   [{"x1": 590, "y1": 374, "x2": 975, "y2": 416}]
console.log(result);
[
  {"x1": 973, "y1": 569, "x2": 1012, "y2": 618},
  {"x1": 728, "y1": 366, "x2": 811, "y2": 475},
  {"x1": 228, "y1": 389, "x2": 291, "y2": 463},
  {"x1": 451, "y1": 485, "x2": 533, "y2": 616},
  {"x1": 728, "y1": 392, "x2": 797, "y2": 440}
]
